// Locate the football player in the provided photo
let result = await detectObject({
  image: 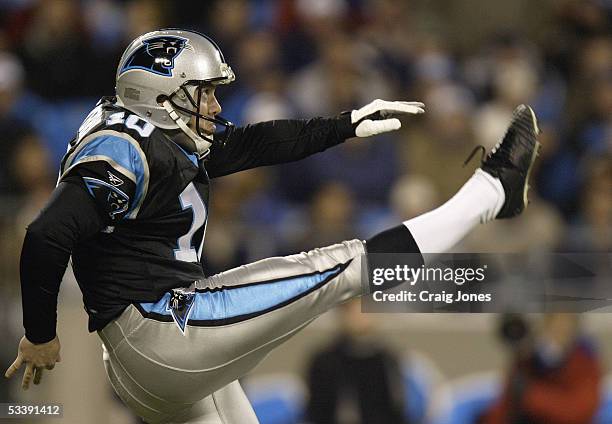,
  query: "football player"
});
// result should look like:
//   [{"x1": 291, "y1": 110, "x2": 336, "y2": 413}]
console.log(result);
[{"x1": 5, "y1": 29, "x2": 540, "y2": 424}]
